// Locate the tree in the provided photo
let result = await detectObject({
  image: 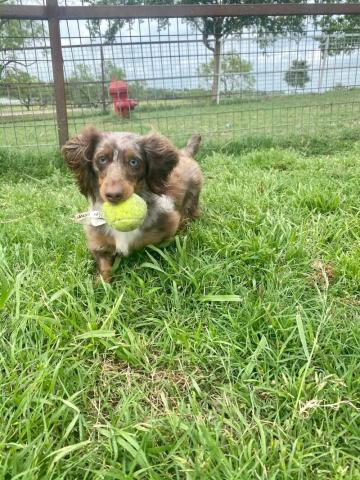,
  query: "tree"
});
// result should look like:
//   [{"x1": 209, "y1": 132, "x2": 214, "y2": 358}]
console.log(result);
[
  {"x1": 66, "y1": 64, "x2": 101, "y2": 108},
  {"x1": 104, "y1": 61, "x2": 126, "y2": 80},
  {"x1": 284, "y1": 59, "x2": 311, "y2": 90},
  {"x1": 84, "y1": 0, "x2": 360, "y2": 101},
  {"x1": 85, "y1": 0, "x2": 131, "y2": 43},
  {"x1": 85, "y1": 0, "x2": 305, "y2": 101},
  {"x1": 66, "y1": 62, "x2": 126, "y2": 109},
  {"x1": 0, "y1": 1, "x2": 46, "y2": 79},
  {"x1": 85, "y1": 0, "x2": 168, "y2": 43},
  {"x1": 3, "y1": 70, "x2": 40, "y2": 110},
  {"x1": 316, "y1": 12, "x2": 360, "y2": 56},
  {"x1": 181, "y1": 0, "x2": 308, "y2": 101},
  {"x1": 198, "y1": 53, "x2": 254, "y2": 96},
  {"x1": 128, "y1": 80, "x2": 147, "y2": 100}
]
